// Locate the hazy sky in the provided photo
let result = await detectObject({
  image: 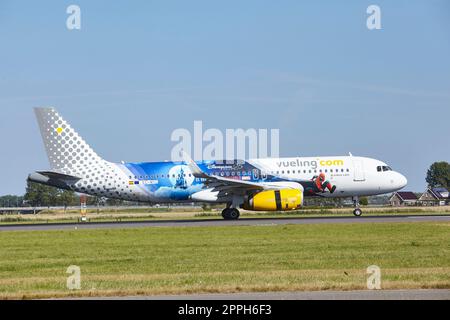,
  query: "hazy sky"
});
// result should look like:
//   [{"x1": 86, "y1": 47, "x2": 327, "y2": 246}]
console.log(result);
[{"x1": 0, "y1": 0, "x2": 449, "y2": 195}]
